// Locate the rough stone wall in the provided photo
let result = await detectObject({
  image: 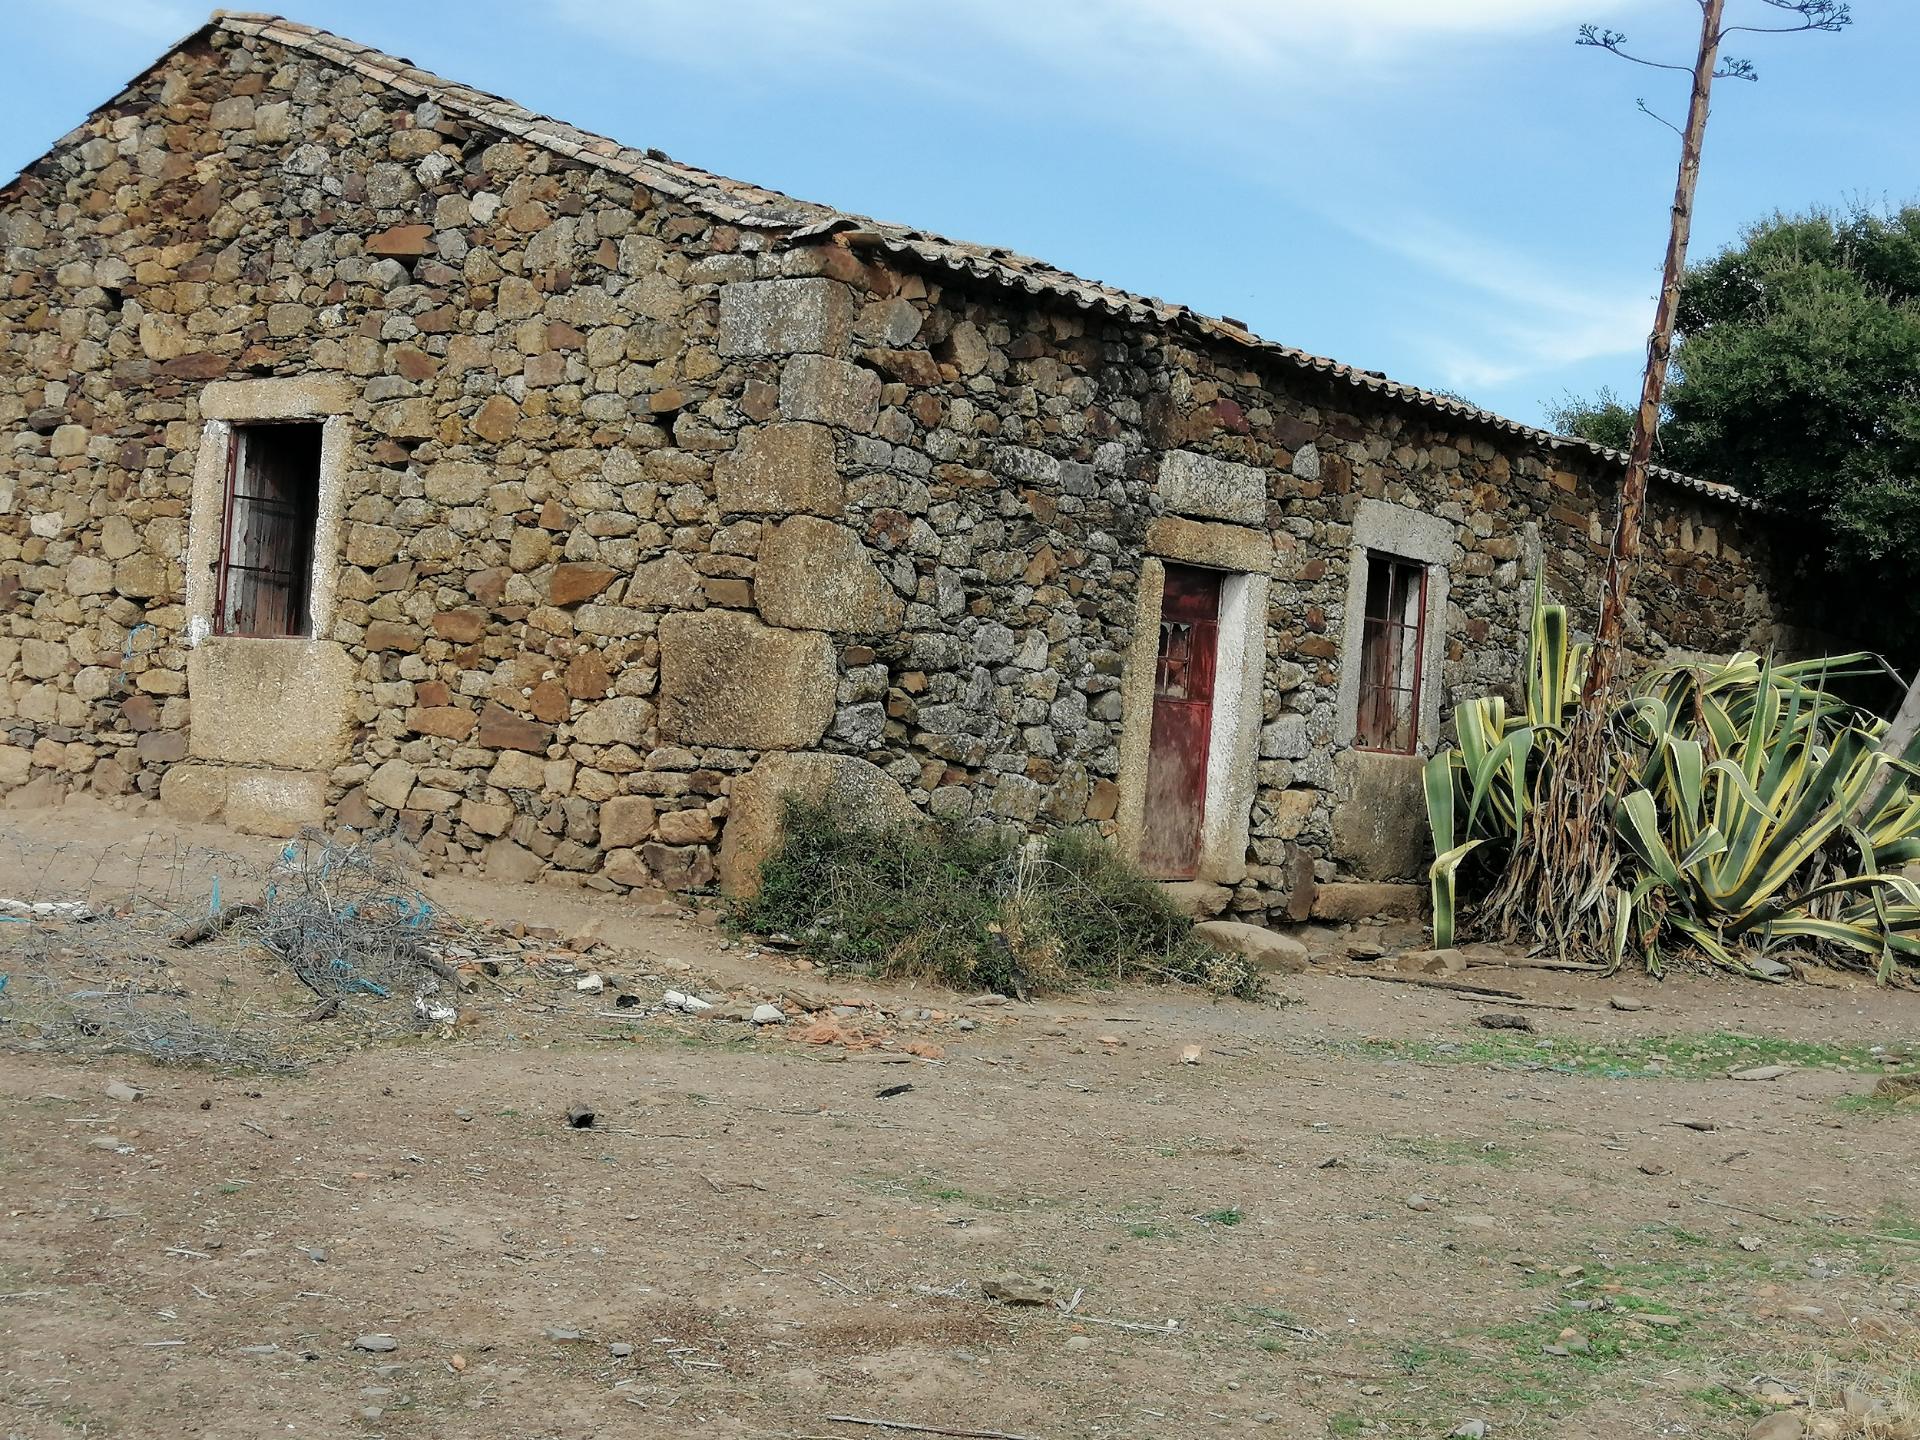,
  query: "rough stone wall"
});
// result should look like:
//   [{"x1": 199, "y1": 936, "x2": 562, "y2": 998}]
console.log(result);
[{"x1": 0, "y1": 25, "x2": 1804, "y2": 920}]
